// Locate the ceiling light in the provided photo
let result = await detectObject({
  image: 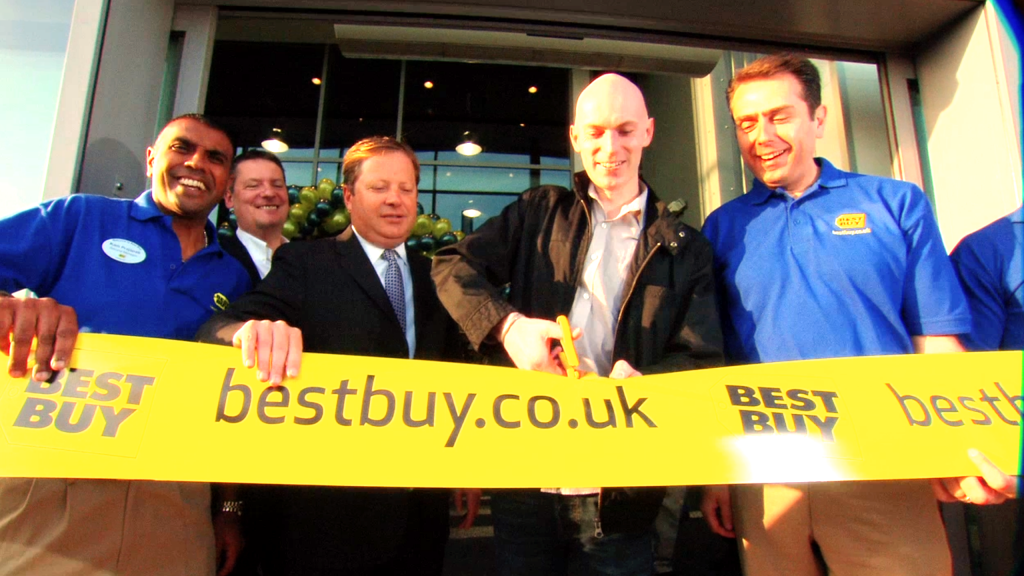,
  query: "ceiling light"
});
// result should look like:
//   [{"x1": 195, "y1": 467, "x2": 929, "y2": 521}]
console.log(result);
[
  {"x1": 311, "y1": 77, "x2": 322, "y2": 85},
  {"x1": 424, "y1": 81, "x2": 434, "y2": 89},
  {"x1": 462, "y1": 208, "x2": 482, "y2": 218},
  {"x1": 261, "y1": 128, "x2": 289, "y2": 153},
  {"x1": 528, "y1": 86, "x2": 538, "y2": 93},
  {"x1": 455, "y1": 131, "x2": 481, "y2": 156}
]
